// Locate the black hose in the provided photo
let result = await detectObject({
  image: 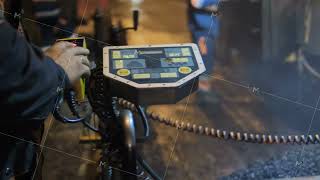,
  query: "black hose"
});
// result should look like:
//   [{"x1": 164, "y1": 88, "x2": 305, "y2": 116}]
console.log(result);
[
  {"x1": 136, "y1": 152, "x2": 161, "y2": 180},
  {"x1": 136, "y1": 105, "x2": 150, "y2": 143},
  {"x1": 53, "y1": 106, "x2": 89, "y2": 123},
  {"x1": 53, "y1": 90, "x2": 92, "y2": 123},
  {"x1": 82, "y1": 118, "x2": 99, "y2": 133},
  {"x1": 66, "y1": 90, "x2": 103, "y2": 134},
  {"x1": 82, "y1": 116, "x2": 109, "y2": 140}
]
